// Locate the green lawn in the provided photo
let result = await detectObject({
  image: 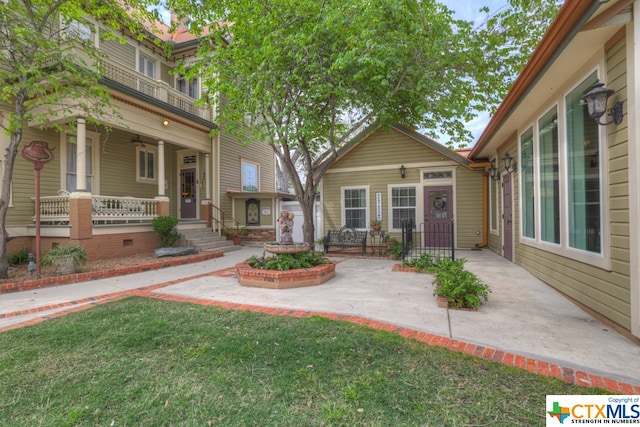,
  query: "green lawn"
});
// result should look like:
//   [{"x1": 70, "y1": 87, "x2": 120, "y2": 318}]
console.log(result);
[{"x1": 0, "y1": 297, "x2": 604, "y2": 426}]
